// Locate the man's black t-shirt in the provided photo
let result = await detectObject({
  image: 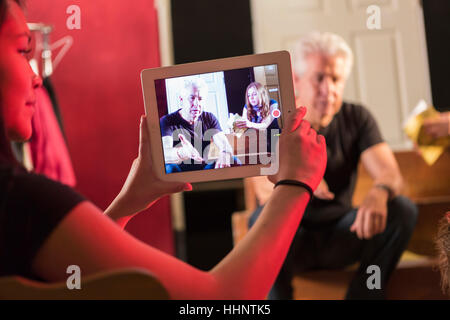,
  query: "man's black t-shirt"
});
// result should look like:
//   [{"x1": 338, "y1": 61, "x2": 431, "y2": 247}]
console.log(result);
[
  {"x1": 302, "y1": 102, "x2": 384, "y2": 225},
  {"x1": 160, "y1": 109, "x2": 222, "y2": 157}
]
